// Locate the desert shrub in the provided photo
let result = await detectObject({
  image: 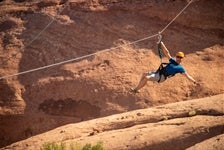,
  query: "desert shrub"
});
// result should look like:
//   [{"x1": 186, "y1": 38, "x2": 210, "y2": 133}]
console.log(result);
[
  {"x1": 40, "y1": 142, "x2": 66, "y2": 150},
  {"x1": 91, "y1": 142, "x2": 104, "y2": 150},
  {"x1": 40, "y1": 142, "x2": 104, "y2": 150},
  {"x1": 82, "y1": 142, "x2": 104, "y2": 150}
]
